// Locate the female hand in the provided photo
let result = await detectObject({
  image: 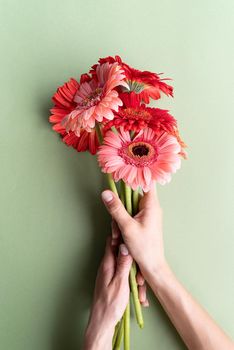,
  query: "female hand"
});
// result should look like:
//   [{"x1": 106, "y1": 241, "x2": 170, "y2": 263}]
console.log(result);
[
  {"x1": 111, "y1": 220, "x2": 149, "y2": 307},
  {"x1": 83, "y1": 237, "x2": 132, "y2": 350},
  {"x1": 102, "y1": 186, "x2": 234, "y2": 350},
  {"x1": 101, "y1": 184, "x2": 166, "y2": 283}
]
